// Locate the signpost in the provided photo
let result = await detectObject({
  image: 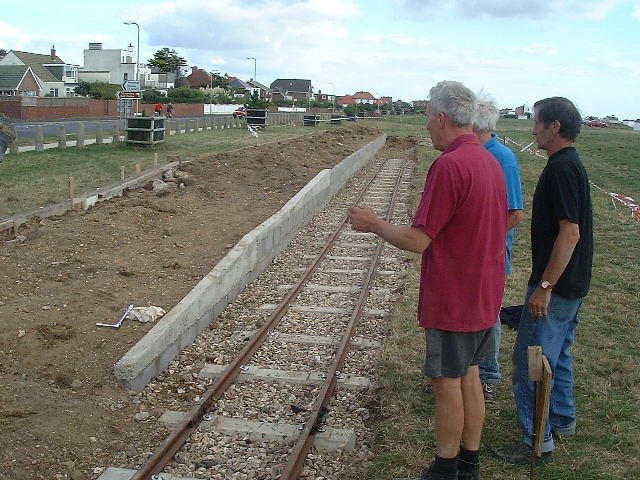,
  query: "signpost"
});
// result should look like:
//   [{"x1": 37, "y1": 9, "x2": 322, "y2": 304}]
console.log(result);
[
  {"x1": 122, "y1": 80, "x2": 141, "y2": 91},
  {"x1": 117, "y1": 91, "x2": 142, "y2": 99}
]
